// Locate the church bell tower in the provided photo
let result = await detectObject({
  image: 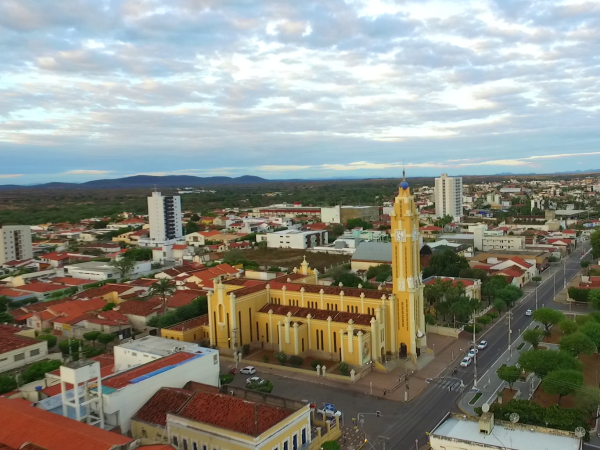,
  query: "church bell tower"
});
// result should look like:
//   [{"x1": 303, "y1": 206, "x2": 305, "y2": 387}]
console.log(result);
[{"x1": 391, "y1": 171, "x2": 427, "y2": 360}]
